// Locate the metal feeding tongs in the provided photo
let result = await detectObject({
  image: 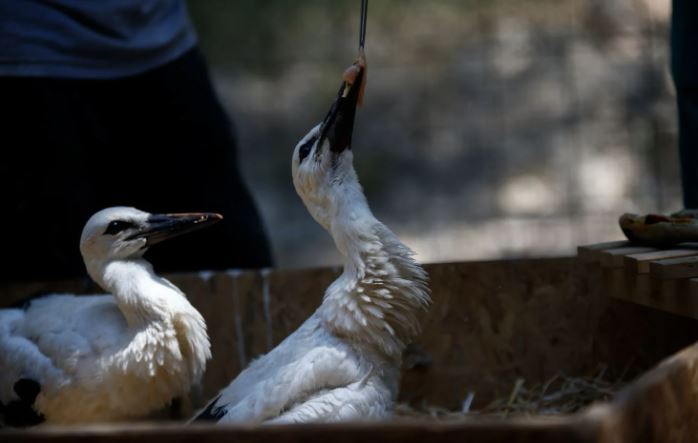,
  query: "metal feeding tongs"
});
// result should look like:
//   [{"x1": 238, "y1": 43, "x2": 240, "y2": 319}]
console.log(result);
[
  {"x1": 359, "y1": 0, "x2": 368, "y2": 51},
  {"x1": 341, "y1": 0, "x2": 368, "y2": 104}
]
